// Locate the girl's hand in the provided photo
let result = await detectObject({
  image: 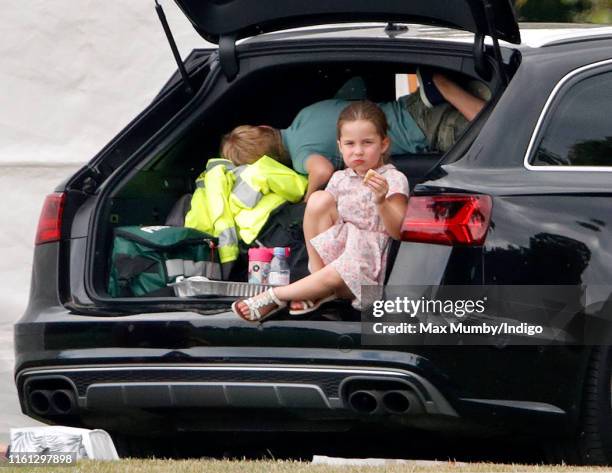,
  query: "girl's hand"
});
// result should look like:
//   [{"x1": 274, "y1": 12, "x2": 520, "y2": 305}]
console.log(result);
[{"x1": 364, "y1": 172, "x2": 389, "y2": 204}]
